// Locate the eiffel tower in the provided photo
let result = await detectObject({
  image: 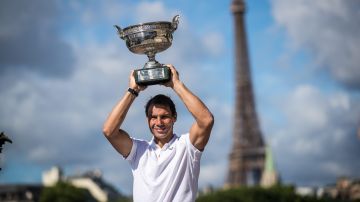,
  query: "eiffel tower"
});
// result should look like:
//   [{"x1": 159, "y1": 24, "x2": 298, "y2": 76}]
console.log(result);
[{"x1": 226, "y1": 0, "x2": 266, "y2": 187}]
